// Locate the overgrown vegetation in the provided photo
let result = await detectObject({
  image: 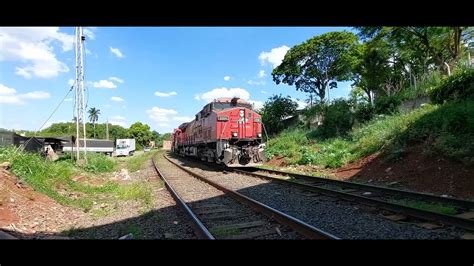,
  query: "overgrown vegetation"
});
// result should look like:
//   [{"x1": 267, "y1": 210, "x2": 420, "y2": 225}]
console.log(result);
[
  {"x1": 266, "y1": 100, "x2": 474, "y2": 168},
  {"x1": 310, "y1": 99, "x2": 354, "y2": 139},
  {"x1": 0, "y1": 147, "x2": 154, "y2": 211},
  {"x1": 263, "y1": 27, "x2": 473, "y2": 171},
  {"x1": 429, "y1": 67, "x2": 474, "y2": 104}
]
